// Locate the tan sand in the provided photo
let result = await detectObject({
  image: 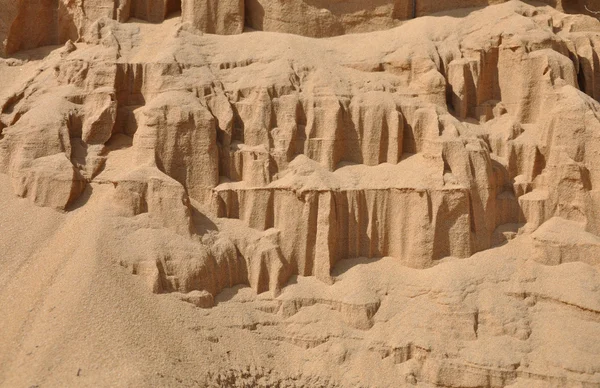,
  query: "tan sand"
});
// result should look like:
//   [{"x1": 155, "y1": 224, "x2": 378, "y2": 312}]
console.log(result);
[{"x1": 1, "y1": 1, "x2": 600, "y2": 387}]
